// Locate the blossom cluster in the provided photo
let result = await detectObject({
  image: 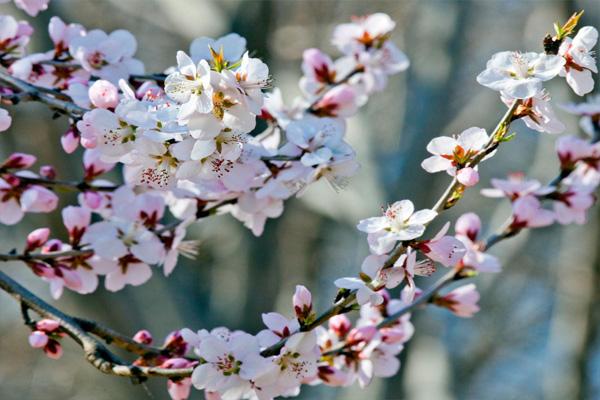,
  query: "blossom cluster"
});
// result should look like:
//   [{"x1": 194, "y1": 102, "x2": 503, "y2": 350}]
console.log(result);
[{"x1": 0, "y1": 3, "x2": 598, "y2": 400}]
